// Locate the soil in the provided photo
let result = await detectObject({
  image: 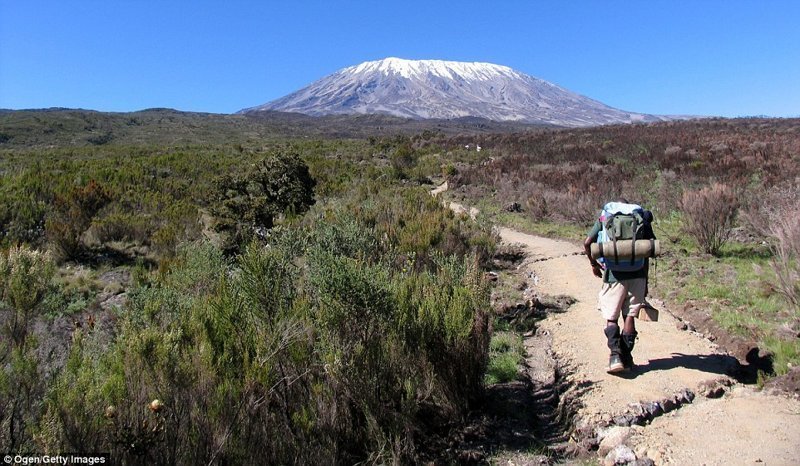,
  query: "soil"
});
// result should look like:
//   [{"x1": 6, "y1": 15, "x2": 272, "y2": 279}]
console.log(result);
[{"x1": 435, "y1": 184, "x2": 800, "y2": 465}]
